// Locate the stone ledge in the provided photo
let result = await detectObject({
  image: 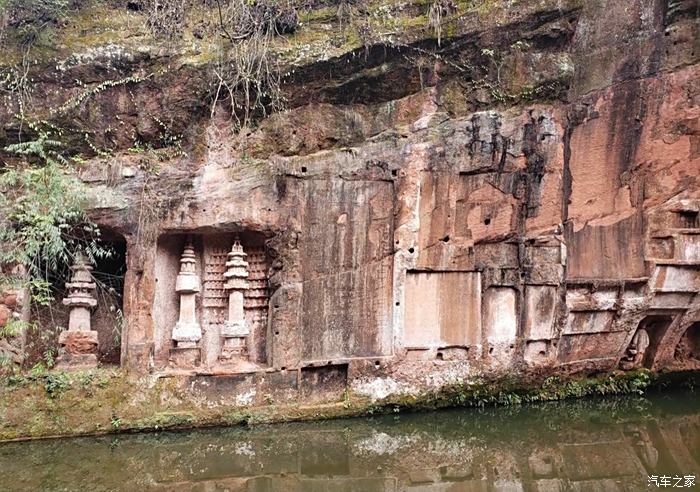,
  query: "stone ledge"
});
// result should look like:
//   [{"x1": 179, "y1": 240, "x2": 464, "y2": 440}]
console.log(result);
[{"x1": 2, "y1": 368, "x2": 696, "y2": 442}]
